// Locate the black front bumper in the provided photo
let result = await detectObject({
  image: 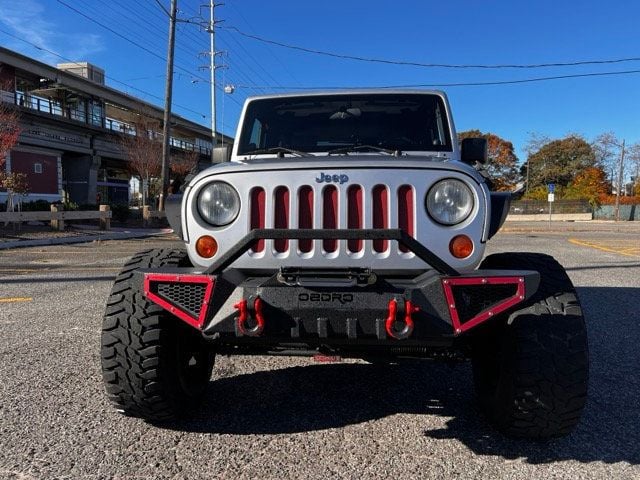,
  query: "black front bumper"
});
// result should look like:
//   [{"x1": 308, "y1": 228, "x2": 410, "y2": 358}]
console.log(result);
[{"x1": 139, "y1": 229, "x2": 540, "y2": 351}]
